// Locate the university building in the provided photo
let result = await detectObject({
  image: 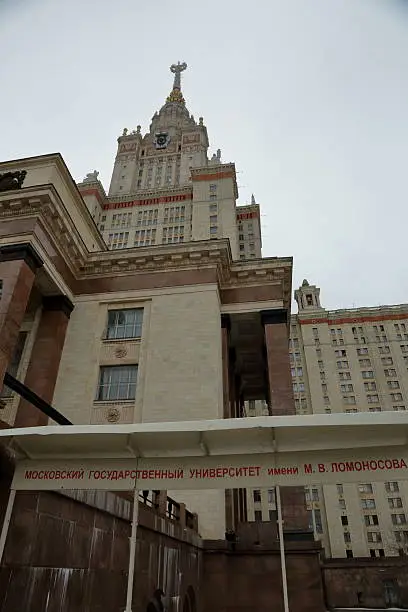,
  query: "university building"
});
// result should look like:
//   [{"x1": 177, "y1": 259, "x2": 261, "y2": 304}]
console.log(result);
[
  {"x1": 247, "y1": 279, "x2": 408, "y2": 559},
  {"x1": 0, "y1": 62, "x2": 302, "y2": 543}
]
